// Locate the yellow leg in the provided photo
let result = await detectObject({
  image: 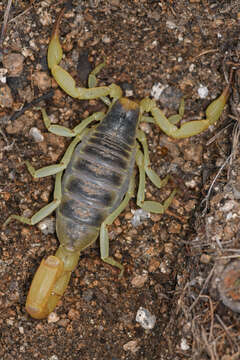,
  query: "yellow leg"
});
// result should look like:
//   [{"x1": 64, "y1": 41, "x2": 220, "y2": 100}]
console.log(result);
[
  {"x1": 3, "y1": 127, "x2": 89, "y2": 227},
  {"x1": 38, "y1": 108, "x2": 105, "y2": 137},
  {"x1": 137, "y1": 129, "x2": 169, "y2": 188},
  {"x1": 100, "y1": 174, "x2": 135, "y2": 277},
  {"x1": 135, "y1": 148, "x2": 176, "y2": 213}
]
